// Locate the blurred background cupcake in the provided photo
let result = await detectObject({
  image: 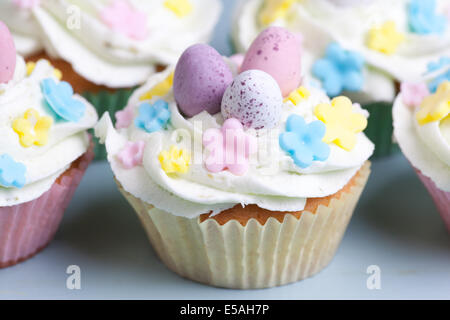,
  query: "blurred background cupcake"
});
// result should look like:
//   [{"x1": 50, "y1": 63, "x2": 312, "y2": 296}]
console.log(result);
[
  {"x1": 96, "y1": 27, "x2": 374, "y2": 289},
  {"x1": 233, "y1": 0, "x2": 450, "y2": 157},
  {"x1": 393, "y1": 62, "x2": 450, "y2": 232},
  {"x1": 0, "y1": 0, "x2": 222, "y2": 159},
  {"x1": 0, "y1": 22, "x2": 98, "y2": 267}
]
